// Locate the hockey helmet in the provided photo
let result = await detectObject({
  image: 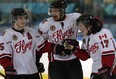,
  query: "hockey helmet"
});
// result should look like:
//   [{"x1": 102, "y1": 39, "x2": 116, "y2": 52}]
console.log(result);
[
  {"x1": 11, "y1": 8, "x2": 28, "y2": 22},
  {"x1": 76, "y1": 13, "x2": 93, "y2": 26},
  {"x1": 76, "y1": 13, "x2": 103, "y2": 34},
  {"x1": 49, "y1": 0, "x2": 67, "y2": 9},
  {"x1": 90, "y1": 16, "x2": 103, "y2": 34},
  {"x1": 48, "y1": 0, "x2": 67, "y2": 16}
]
